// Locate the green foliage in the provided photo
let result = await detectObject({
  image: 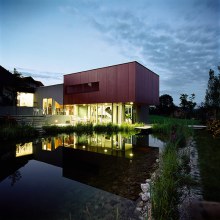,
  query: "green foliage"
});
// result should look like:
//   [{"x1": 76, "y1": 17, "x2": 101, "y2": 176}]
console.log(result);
[
  {"x1": 179, "y1": 93, "x2": 196, "y2": 117},
  {"x1": 195, "y1": 130, "x2": 220, "y2": 201},
  {"x1": 206, "y1": 119, "x2": 220, "y2": 138},
  {"x1": 151, "y1": 142, "x2": 180, "y2": 220},
  {"x1": 158, "y1": 94, "x2": 176, "y2": 115},
  {"x1": 151, "y1": 119, "x2": 194, "y2": 219},
  {"x1": 205, "y1": 68, "x2": 220, "y2": 110},
  {"x1": 43, "y1": 122, "x2": 140, "y2": 136},
  {"x1": 0, "y1": 124, "x2": 39, "y2": 140},
  {"x1": 149, "y1": 115, "x2": 200, "y2": 125}
]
